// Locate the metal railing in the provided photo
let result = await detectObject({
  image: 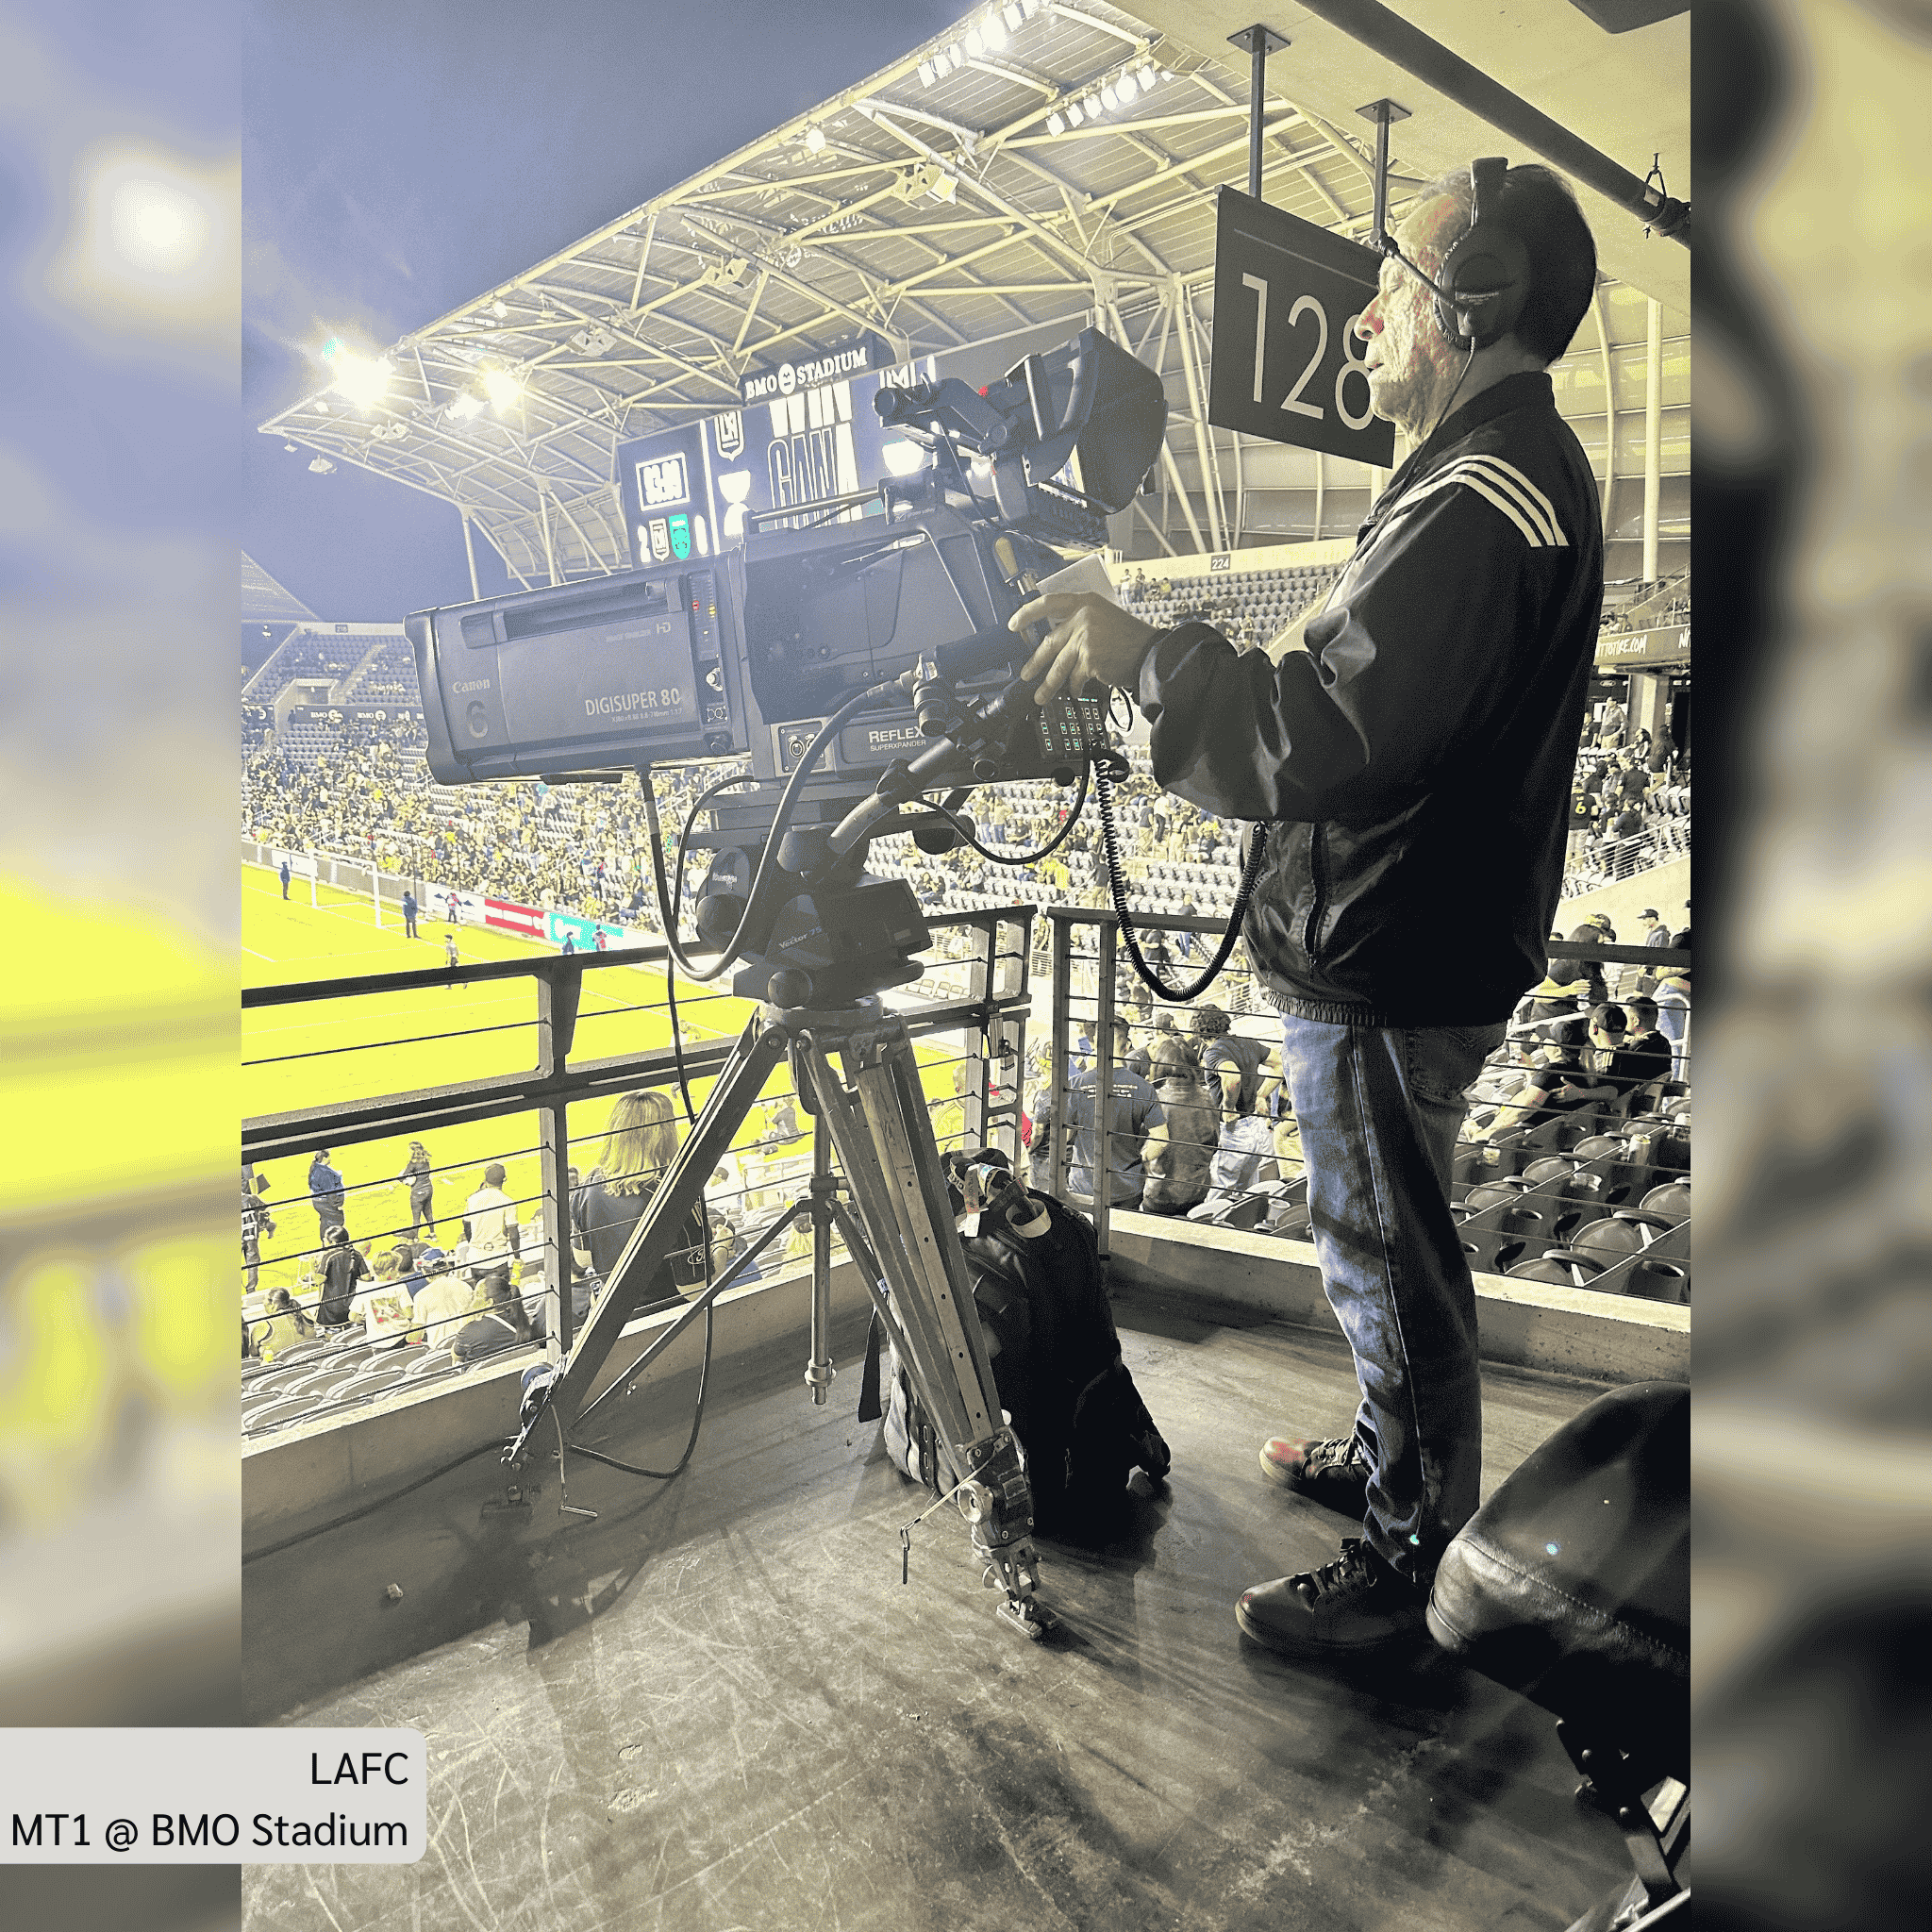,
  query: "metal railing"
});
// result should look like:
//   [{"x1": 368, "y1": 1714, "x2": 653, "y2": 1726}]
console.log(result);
[
  {"x1": 1032, "y1": 909, "x2": 1690, "y2": 1259},
  {"x1": 242, "y1": 909, "x2": 1034, "y2": 1384}
]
